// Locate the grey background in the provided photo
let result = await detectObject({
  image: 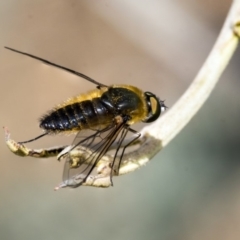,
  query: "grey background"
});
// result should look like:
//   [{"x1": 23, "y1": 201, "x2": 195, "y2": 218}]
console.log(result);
[{"x1": 0, "y1": 1, "x2": 240, "y2": 240}]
